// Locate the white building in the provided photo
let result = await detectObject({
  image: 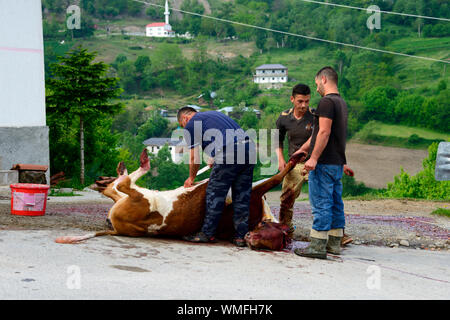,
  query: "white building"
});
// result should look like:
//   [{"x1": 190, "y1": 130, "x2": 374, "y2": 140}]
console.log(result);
[
  {"x1": 146, "y1": 0, "x2": 176, "y2": 38},
  {"x1": 143, "y1": 137, "x2": 186, "y2": 164},
  {"x1": 219, "y1": 106, "x2": 261, "y2": 118},
  {"x1": 253, "y1": 64, "x2": 288, "y2": 88},
  {"x1": 0, "y1": 0, "x2": 50, "y2": 187}
]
